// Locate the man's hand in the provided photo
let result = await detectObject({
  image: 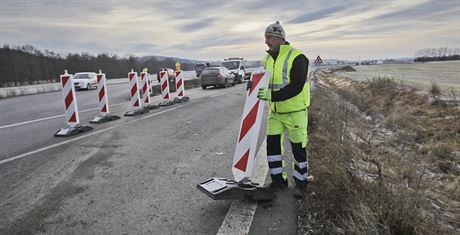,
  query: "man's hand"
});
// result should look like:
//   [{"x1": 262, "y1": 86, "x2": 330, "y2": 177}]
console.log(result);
[{"x1": 257, "y1": 88, "x2": 271, "y2": 101}]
